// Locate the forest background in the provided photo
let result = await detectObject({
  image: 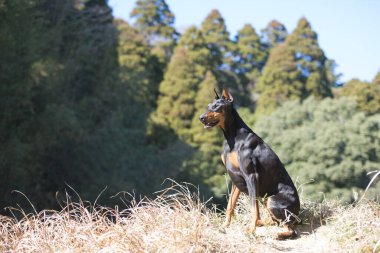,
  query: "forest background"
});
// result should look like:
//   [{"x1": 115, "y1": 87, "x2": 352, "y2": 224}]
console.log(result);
[{"x1": 1, "y1": 0, "x2": 379, "y2": 214}]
